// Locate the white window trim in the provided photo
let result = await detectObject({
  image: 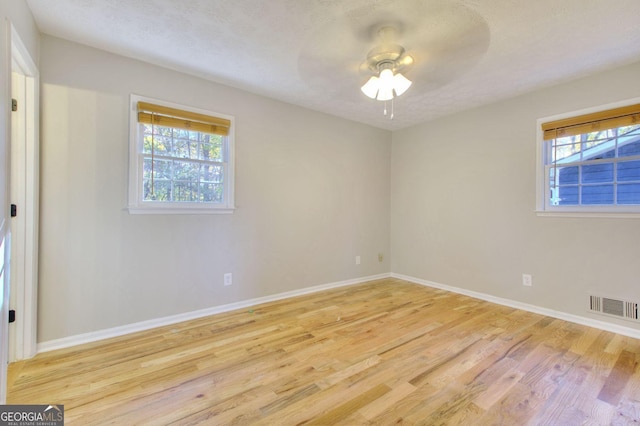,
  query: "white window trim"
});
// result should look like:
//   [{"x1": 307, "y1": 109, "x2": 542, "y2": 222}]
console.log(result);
[
  {"x1": 536, "y1": 96, "x2": 640, "y2": 219},
  {"x1": 128, "y1": 94, "x2": 235, "y2": 214}
]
